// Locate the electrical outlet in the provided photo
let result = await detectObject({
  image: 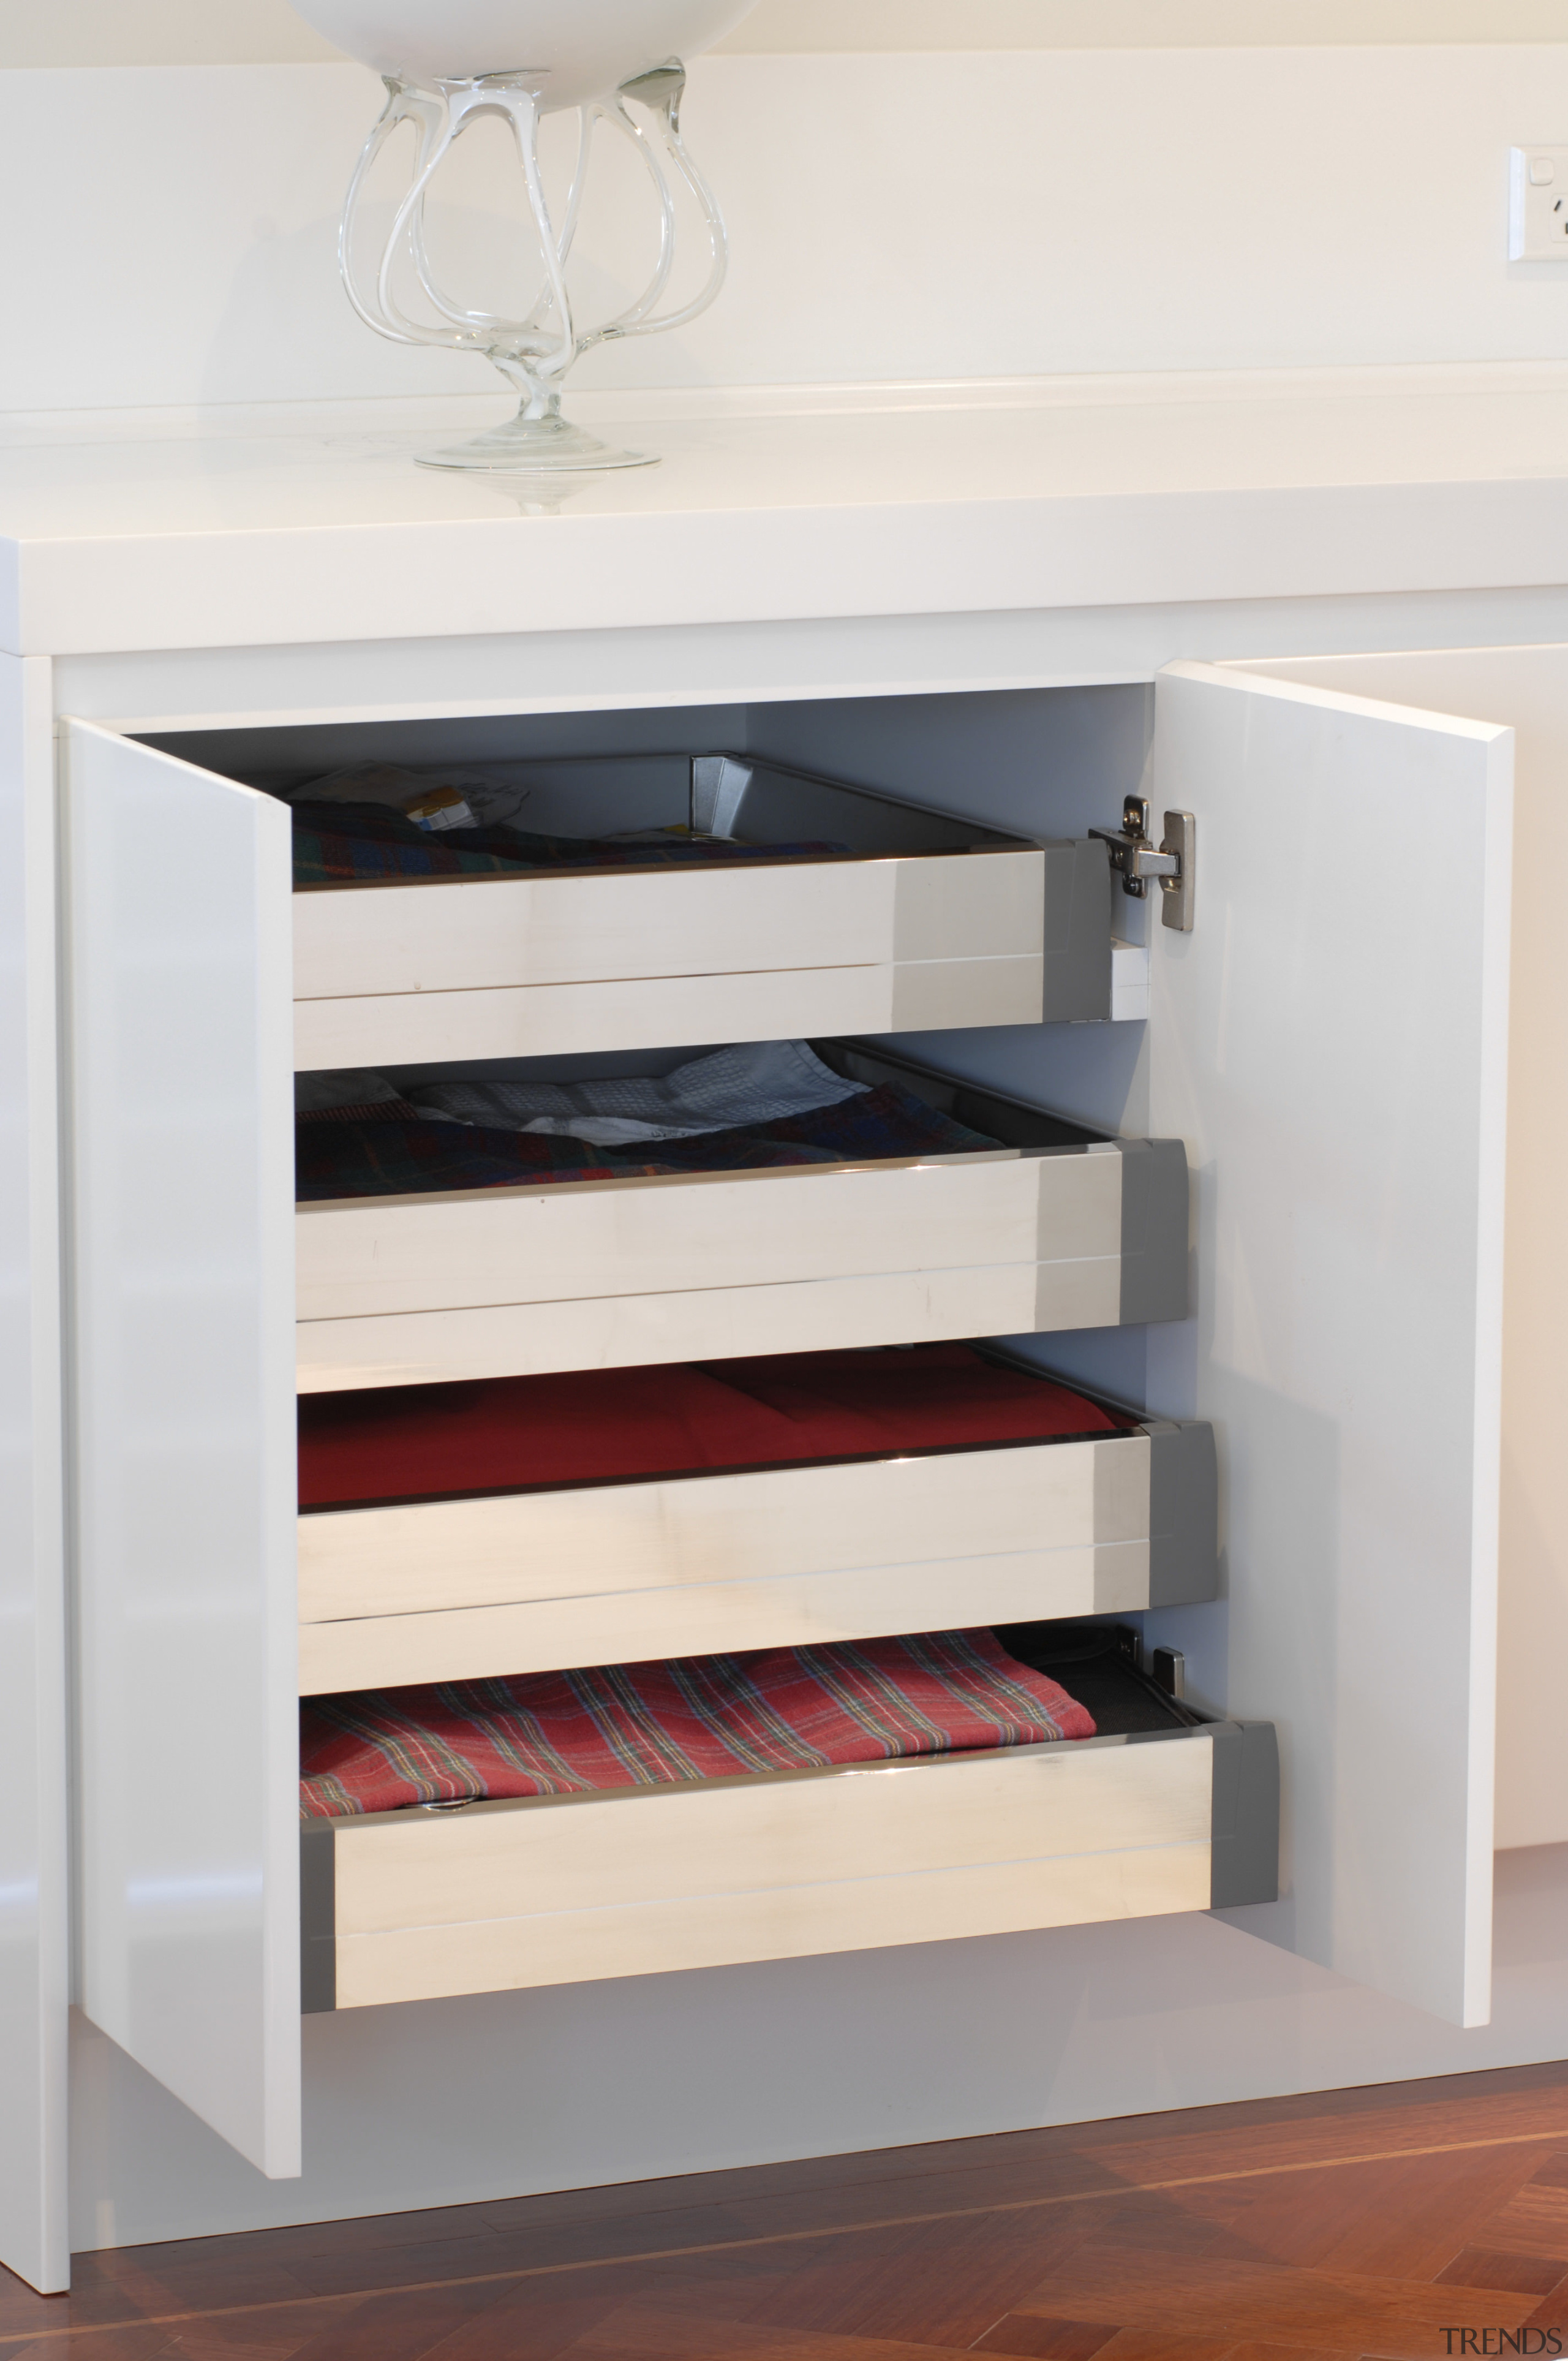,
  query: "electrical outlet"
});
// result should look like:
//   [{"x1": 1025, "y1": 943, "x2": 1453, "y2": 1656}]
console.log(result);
[{"x1": 1510, "y1": 147, "x2": 1568, "y2": 260}]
